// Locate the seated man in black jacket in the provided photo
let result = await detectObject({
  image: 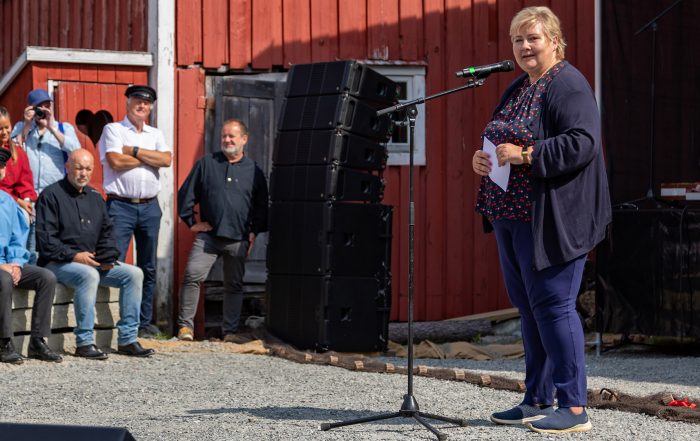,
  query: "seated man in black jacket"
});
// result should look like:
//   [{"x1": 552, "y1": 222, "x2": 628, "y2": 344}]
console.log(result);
[{"x1": 35, "y1": 149, "x2": 154, "y2": 359}]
